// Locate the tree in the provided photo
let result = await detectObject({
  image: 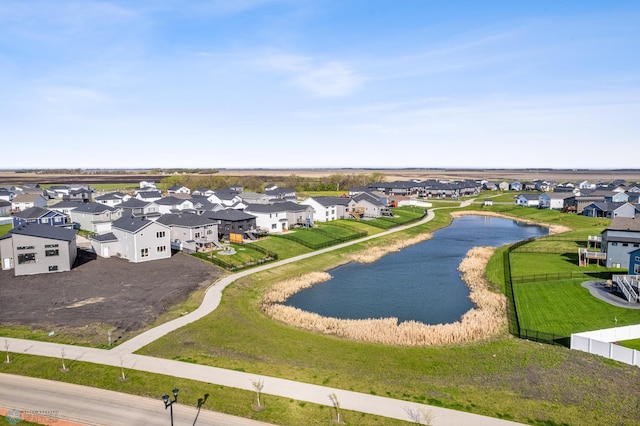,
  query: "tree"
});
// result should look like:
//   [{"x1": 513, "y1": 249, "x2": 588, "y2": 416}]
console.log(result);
[{"x1": 250, "y1": 378, "x2": 265, "y2": 410}]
